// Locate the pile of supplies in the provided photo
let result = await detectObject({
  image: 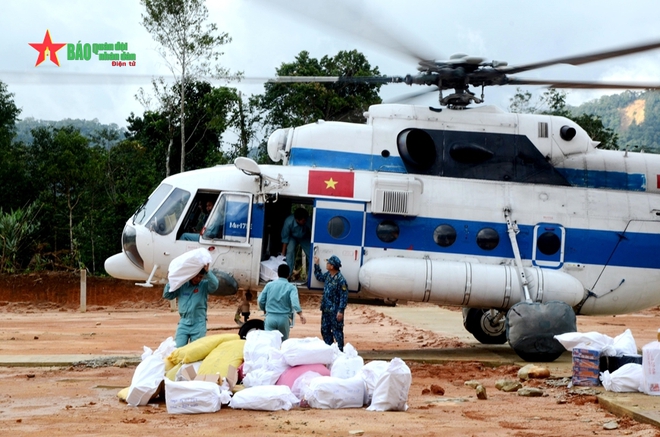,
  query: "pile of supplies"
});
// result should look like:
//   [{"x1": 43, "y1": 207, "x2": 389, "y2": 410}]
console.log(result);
[
  {"x1": 554, "y1": 328, "x2": 660, "y2": 395},
  {"x1": 118, "y1": 330, "x2": 412, "y2": 414}
]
